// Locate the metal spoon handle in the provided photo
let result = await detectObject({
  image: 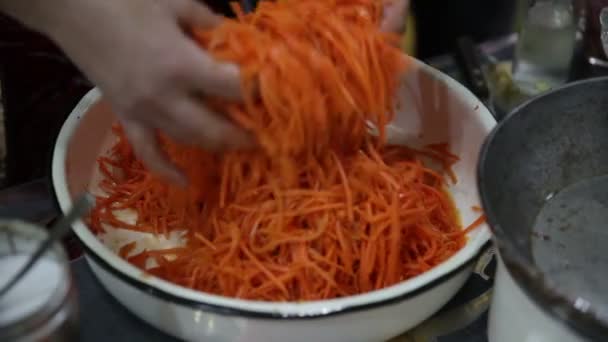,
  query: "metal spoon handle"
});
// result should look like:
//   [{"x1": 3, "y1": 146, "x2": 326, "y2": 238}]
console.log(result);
[{"x1": 0, "y1": 194, "x2": 94, "y2": 298}]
